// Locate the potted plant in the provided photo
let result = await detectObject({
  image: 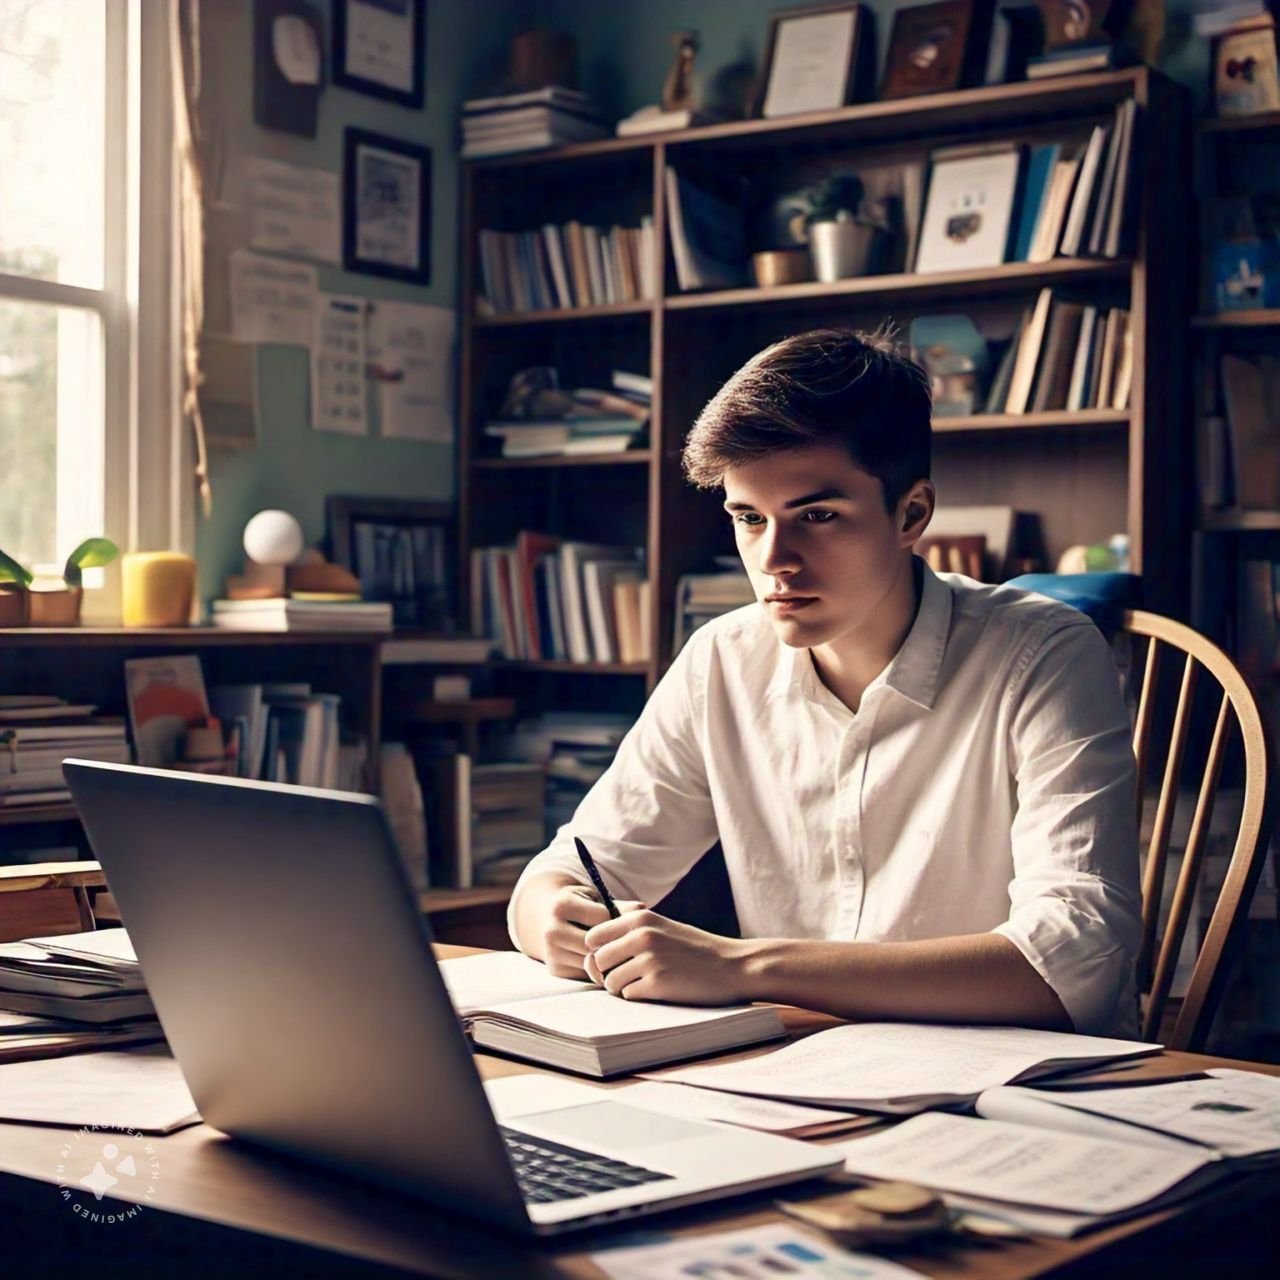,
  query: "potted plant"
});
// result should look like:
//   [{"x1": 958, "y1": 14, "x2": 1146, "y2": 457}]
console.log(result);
[
  {"x1": 0, "y1": 538, "x2": 119, "y2": 626},
  {"x1": 804, "y1": 174, "x2": 875, "y2": 284}
]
